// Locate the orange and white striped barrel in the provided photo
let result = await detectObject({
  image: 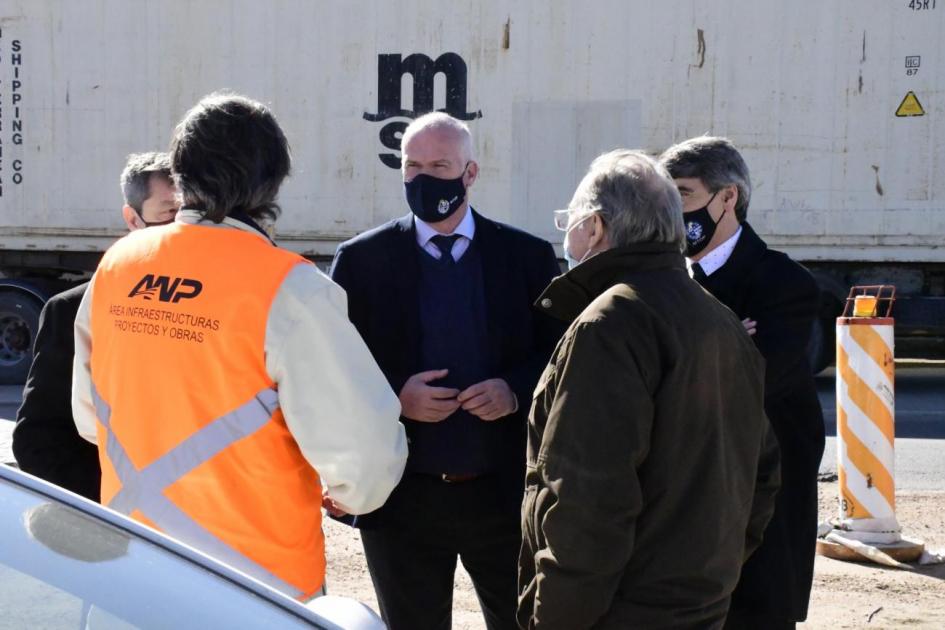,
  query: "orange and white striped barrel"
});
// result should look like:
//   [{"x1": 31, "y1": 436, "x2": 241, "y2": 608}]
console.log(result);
[{"x1": 835, "y1": 314, "x2": 901, "y2": 543}]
